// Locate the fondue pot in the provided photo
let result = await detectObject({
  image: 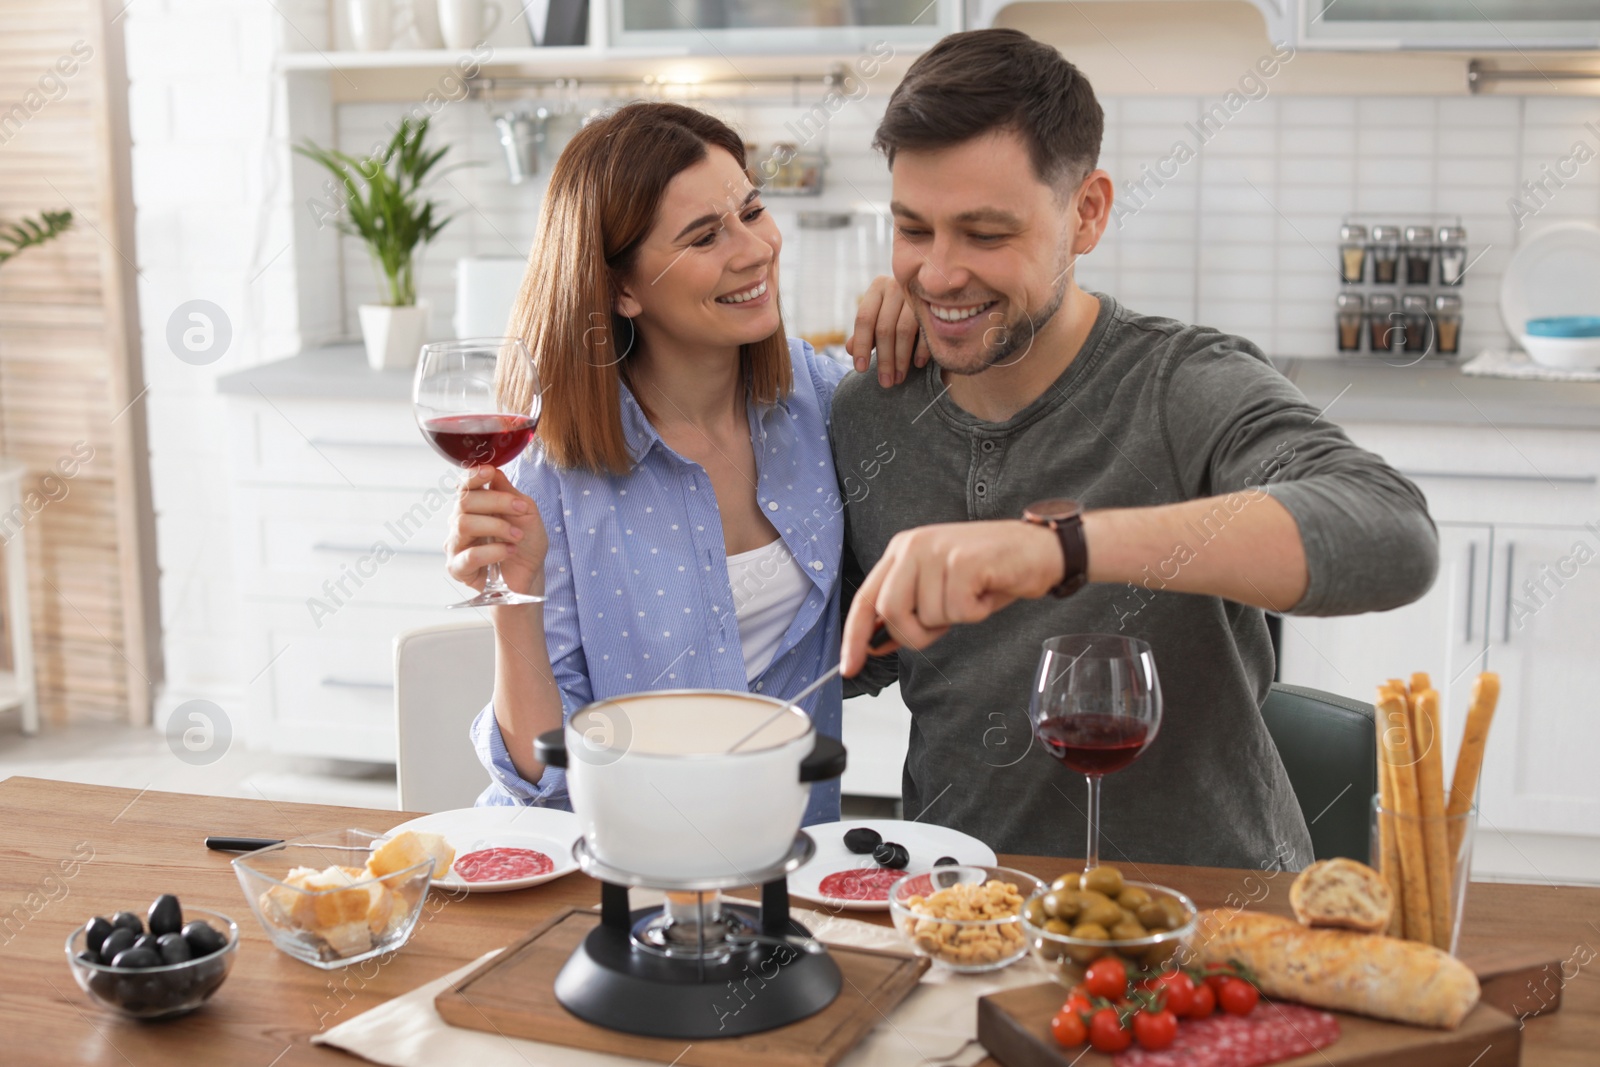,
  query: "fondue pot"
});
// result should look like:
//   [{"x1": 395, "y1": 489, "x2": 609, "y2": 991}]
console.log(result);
[{"x1": 535, "y1": 690, "x2": 847, "y2": 883}]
